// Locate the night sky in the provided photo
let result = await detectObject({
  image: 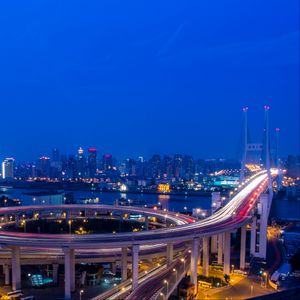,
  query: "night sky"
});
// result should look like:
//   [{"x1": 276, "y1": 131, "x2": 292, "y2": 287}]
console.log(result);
[{"x1": 0, "y1": 0, "x2": 299, "y2": 161}]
